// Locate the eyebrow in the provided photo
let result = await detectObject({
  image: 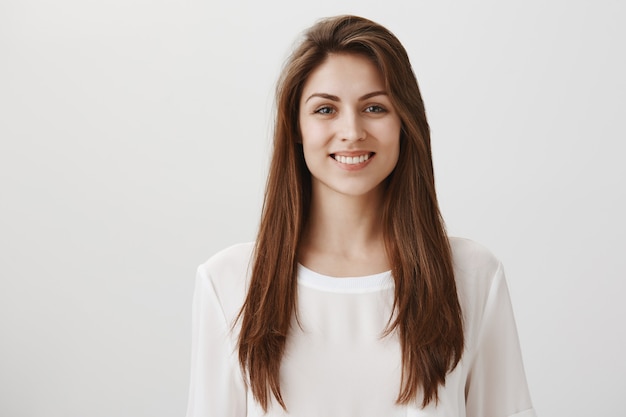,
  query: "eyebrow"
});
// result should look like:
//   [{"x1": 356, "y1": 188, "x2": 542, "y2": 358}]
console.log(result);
[{"x1": 304, "y1": 90, "x2": 388, "y2": 103}]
